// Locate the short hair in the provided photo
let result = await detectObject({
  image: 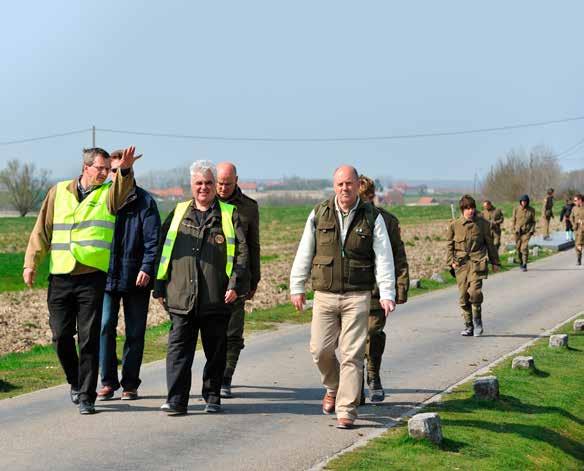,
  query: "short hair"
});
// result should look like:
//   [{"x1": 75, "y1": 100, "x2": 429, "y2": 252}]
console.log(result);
[
  {"x1": 190, "y1": 160, "x2": 217, "y2": 182},
  {"x1": 547, "y1": 188, "x2": 555, "y2": 195},
  {"x1": 482, "y1": 199, "x2": 492, "y2": 205},
  {"x1": 82, "y1": 148, "x2": 110, "y2": 166},
  {"x1": 574, "y1": 193, "x2": 583, "y2": 201},
  {"x1": 459, "y1": 194, "x2": 476, "y2": 211},
  {"x1": 110, "y1": 149, "x2": 124, "y2": 160},
  {"x1": 359, "y1": 175, "x2": 375, "y2": 198}
]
